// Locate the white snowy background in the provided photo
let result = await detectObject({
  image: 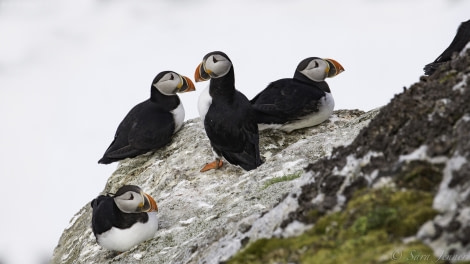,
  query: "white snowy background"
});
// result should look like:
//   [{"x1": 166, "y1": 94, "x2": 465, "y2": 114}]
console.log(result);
[{"x1": 0, "y1": 0, "x2": 468, "y2": 263}]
